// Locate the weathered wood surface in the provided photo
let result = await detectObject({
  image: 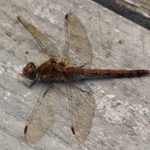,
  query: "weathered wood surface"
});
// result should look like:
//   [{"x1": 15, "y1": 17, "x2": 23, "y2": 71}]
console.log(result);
[
  {"x1": 115, "y1": 0, "x2": 150, "y2": 18},
  {"x1": 0, "y1": 0, "x2": 150, "y2": 149},
  {"x1": 93, "y1": 0, "x2": 150, "y2": 29}
]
